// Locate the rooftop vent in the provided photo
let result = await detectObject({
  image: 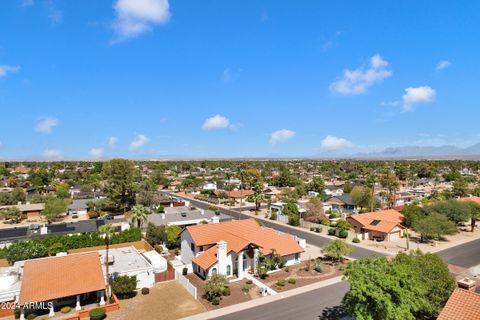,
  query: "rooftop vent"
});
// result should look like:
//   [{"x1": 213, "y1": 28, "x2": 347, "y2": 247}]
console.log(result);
[{"x1": 181, "y1": 212, "x2": 187, "y2": 217}]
